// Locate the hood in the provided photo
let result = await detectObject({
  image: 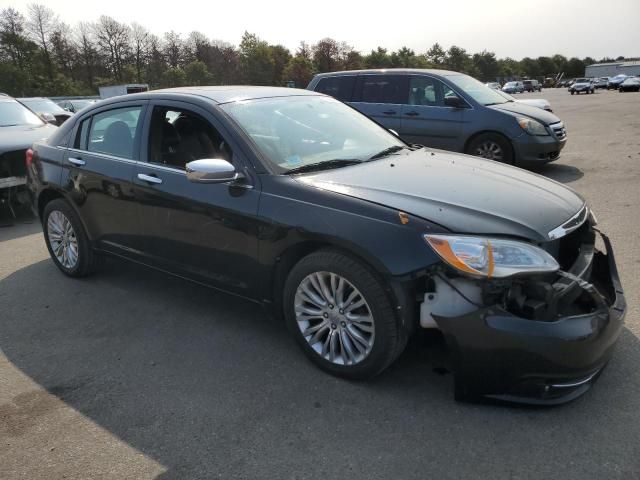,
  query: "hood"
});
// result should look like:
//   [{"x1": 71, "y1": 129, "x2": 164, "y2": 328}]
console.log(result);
[
  {"x1": 0, "y1": 124, "x2": 57, "y2": 153},
  {"x1": 490, "y1": 101, "x2": 560, "y2": 125},
  {"x1": 295, "y1": 149, "x2": 584, "y2": 243},
  {"x1": 515, "y1": 99, "x2": 550, "y2": 110}
]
